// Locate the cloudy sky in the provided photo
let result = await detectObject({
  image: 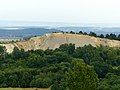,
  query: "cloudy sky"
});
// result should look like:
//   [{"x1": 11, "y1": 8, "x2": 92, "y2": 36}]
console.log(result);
[{"x1": 0, "y1": 0, "x2": 120, "y2": 24}]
